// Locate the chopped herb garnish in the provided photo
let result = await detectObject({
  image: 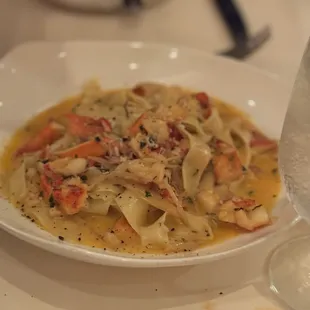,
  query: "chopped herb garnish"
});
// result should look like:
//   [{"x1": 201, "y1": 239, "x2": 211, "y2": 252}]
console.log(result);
[
  {"x1": 49, "y1": 195, "x2": 55, "y2": 208},
  {"x1": 58, "y1": 236, "x2": 64, "y2": 241},
  {"x1": 145, "y1": 191, "x2": 152, "y2": 197},
  {"x1": 186, "y1": 196, "x2": 194, "y2": 204},
  {"x1": 139, "y1": 141, "x2": 147, "y2": 149},
  {"x1": 80, "y1": 175, "x2": 88, "y2": 182},
  {"x1": 95, "y1": 136, "x2": 101, "y2": 142}
]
